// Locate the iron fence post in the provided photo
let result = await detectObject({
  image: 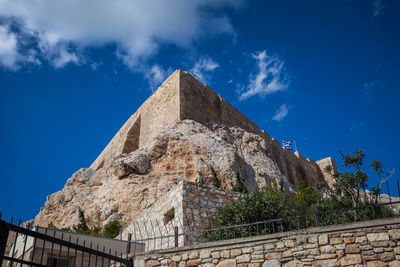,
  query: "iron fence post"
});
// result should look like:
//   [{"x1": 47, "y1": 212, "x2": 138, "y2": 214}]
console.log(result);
[
  {"x1": 174, "y1": 226, "x2": 178, "y2": 247},
  {"x1": 0, "y1": 220, "x2": 10, "y2": 266},
  {"x1": 127, "y1": 233, "x2": 132, "y2": 254},
  {"x1": 312, "y1": 204, "x2": 320, "y2": 227}
]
